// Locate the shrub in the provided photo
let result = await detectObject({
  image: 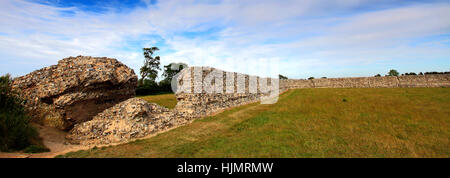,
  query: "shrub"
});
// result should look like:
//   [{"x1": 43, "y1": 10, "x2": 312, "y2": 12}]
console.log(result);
[
  {"x1": 424, "y1": 71, "x2": 450, "y2": 75},
  {"x1": 136, "y1": 79, "x2": 174, "y2": 96},
  {"x1": 388, "y1": 69, "x2": 399, "y2": 76},
  {"x1": 0, "y1": 74, "x2": 41, "y2": 152},
  {"x1": 403, "y1": 72, "x2": 417, "y2": 75},
  {"x1": 23, "y1": 145, "x2": 50, "y2": 153}
]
